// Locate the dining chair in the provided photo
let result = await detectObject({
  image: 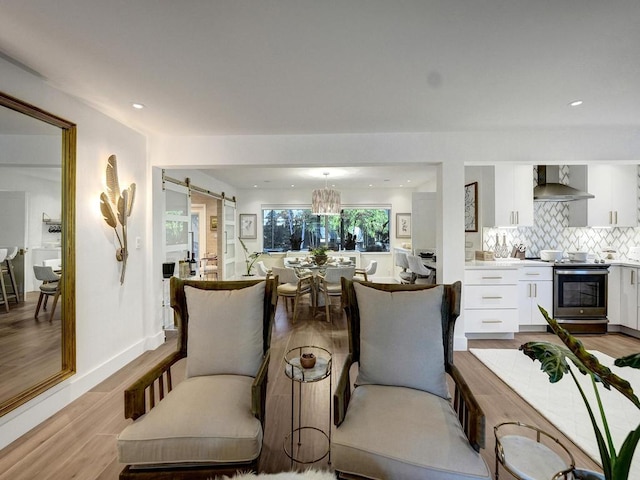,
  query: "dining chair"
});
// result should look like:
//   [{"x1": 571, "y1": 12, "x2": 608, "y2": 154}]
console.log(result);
[
  {"x1": 271, "y1": 266, "x2": 314, "y2": 323},
  {"x1": 1, "y1": 246, "x2": 21, "y2": 305},
  {"x1": 316, "y1": 265, "x2": 355, "y2": 323},
  {"x1": 200, "y1": 254, "x2": 218, "y2": 280},
  {"x1": 354, "y1": 260, "x2": 377, "y2": 282},
  {"x1": 395, "y1": 252, "x2": 413, "y2": 283},
  {"x1": 33, "y1": 265, "x2": 62, "y2": 322},
  {"x1": 255, "y1": 260, "x2": 271, "y2": 278},
  {"x1": 407, "y1": 254, "x2": 436, "y2": 284},
  {"x1": 0, "y1": 249, "x2": 8, "y2": 313},
  {"x1": 43, "y1": 258, "x2": 62, "y2": 271}
]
